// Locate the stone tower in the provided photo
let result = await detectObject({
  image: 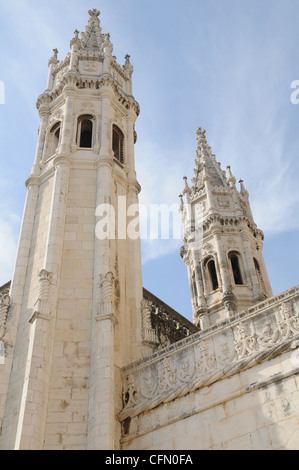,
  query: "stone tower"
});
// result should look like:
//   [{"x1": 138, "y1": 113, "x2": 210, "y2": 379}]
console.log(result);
[
  {"x1": 0, "y1": 9, "x2": 143, "y2": 450},
  {"x1": 180, "y1": 127, "x2": 272, "y2": 330}
]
